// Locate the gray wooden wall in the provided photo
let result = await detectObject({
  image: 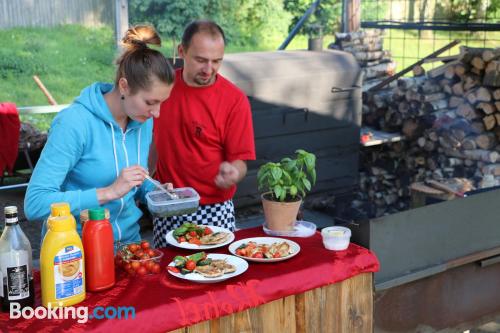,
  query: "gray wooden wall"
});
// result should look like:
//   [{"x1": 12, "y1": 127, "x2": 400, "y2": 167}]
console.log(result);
[{"x1": 0, "y1": 0, "x2": 114, "y2": 29}]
